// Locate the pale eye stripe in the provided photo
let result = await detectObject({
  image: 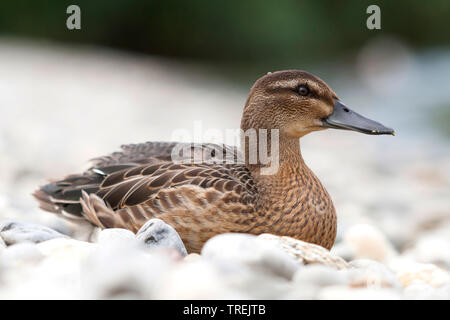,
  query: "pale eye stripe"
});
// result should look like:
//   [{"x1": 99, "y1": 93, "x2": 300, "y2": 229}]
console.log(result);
[
  {"x1": 268, "y1": 79, "x2": 322, "y2": 93},
  {"x1": 269, "y1": 79, "x2": 299, "y2": 89}
]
